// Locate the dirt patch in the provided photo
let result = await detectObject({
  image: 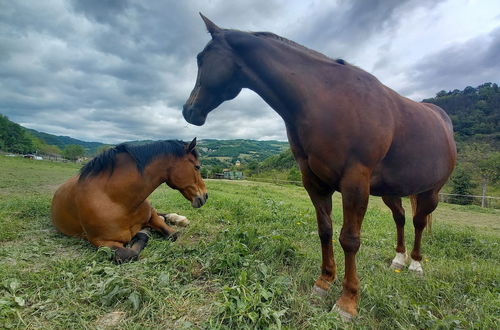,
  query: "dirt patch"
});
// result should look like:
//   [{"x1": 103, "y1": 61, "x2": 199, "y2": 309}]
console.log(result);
[{"x1": 95, "y1": 311, "x2": 126, "y2": 328}]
